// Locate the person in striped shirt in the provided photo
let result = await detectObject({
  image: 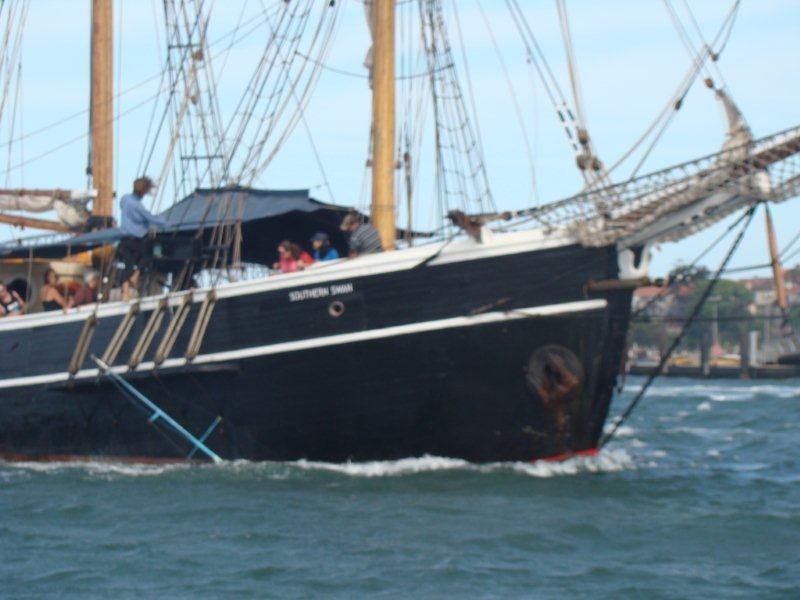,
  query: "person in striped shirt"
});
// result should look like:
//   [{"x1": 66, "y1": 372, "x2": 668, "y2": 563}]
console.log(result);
[{"x1": 340, "y1": 212, "x2": 384, "y2": 257}]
